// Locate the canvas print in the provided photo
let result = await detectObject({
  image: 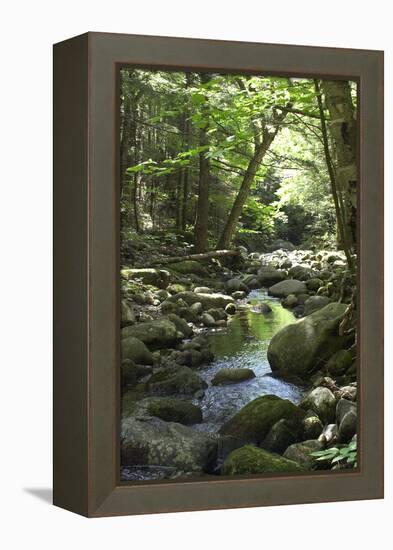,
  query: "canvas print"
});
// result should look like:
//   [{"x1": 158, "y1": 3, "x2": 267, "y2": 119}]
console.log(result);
[{"x1": 119, "y1": 69, "x2": 358, "y2": 482}]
